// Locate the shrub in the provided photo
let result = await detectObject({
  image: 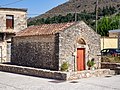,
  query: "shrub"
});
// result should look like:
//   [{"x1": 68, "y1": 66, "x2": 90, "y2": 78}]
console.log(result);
[
  {"x1": 87, "y1": 59, "x2": 95, "y2": 70},
  {"x1": 61, "y1": 62, "x2": 69, "y2": 71}
]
